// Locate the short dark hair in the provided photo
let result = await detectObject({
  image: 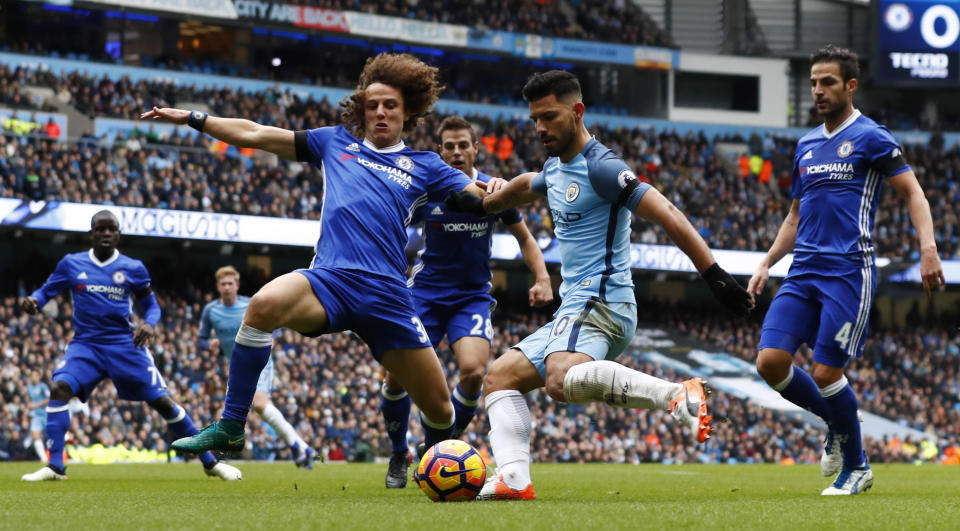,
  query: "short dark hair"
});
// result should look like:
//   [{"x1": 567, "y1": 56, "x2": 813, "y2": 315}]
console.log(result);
[
  {"x1": 436, "y1": 116, "x2": 476, "y2": 143},
  {"x1": 91, "y1": 209, "x2": 118, "y2": 229},
  {"x1": 810, "y1": 45, "x2": 860, "y2": 82},
  {"x1": 521, "y1": 70, "x2": 581, "y2": 103}
]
